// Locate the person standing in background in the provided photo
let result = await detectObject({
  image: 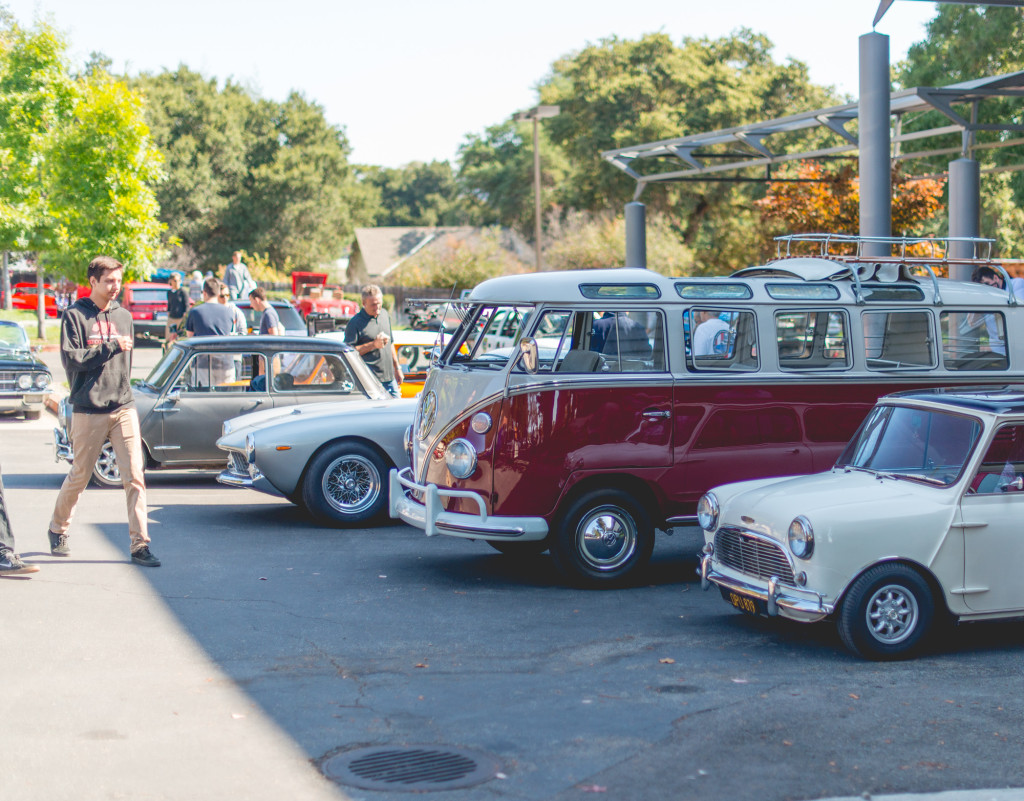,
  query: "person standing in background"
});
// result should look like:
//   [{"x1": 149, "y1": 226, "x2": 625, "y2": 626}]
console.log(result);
[
  {"x1": 249, "y1": 287, "x2": 283, "y2": 335},
  {"x1": 344, "y1": 284, "x2": 402, "y2": 397},
  {"x1": 165, "y1": 271, "x2": 190, "y2": 345},
  {"x1": 223, "y1": 251, "x2": 255, "y2": 300},
  {"x1": 218, "y1": 284, "x2": 249, "y2": 334}
]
